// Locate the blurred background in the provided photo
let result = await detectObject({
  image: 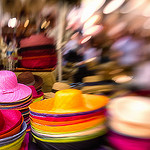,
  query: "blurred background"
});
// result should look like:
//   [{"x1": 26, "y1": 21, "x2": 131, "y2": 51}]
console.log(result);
[{"x1": 1, "y1": 0, "x2": 150, "y2": 92}]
